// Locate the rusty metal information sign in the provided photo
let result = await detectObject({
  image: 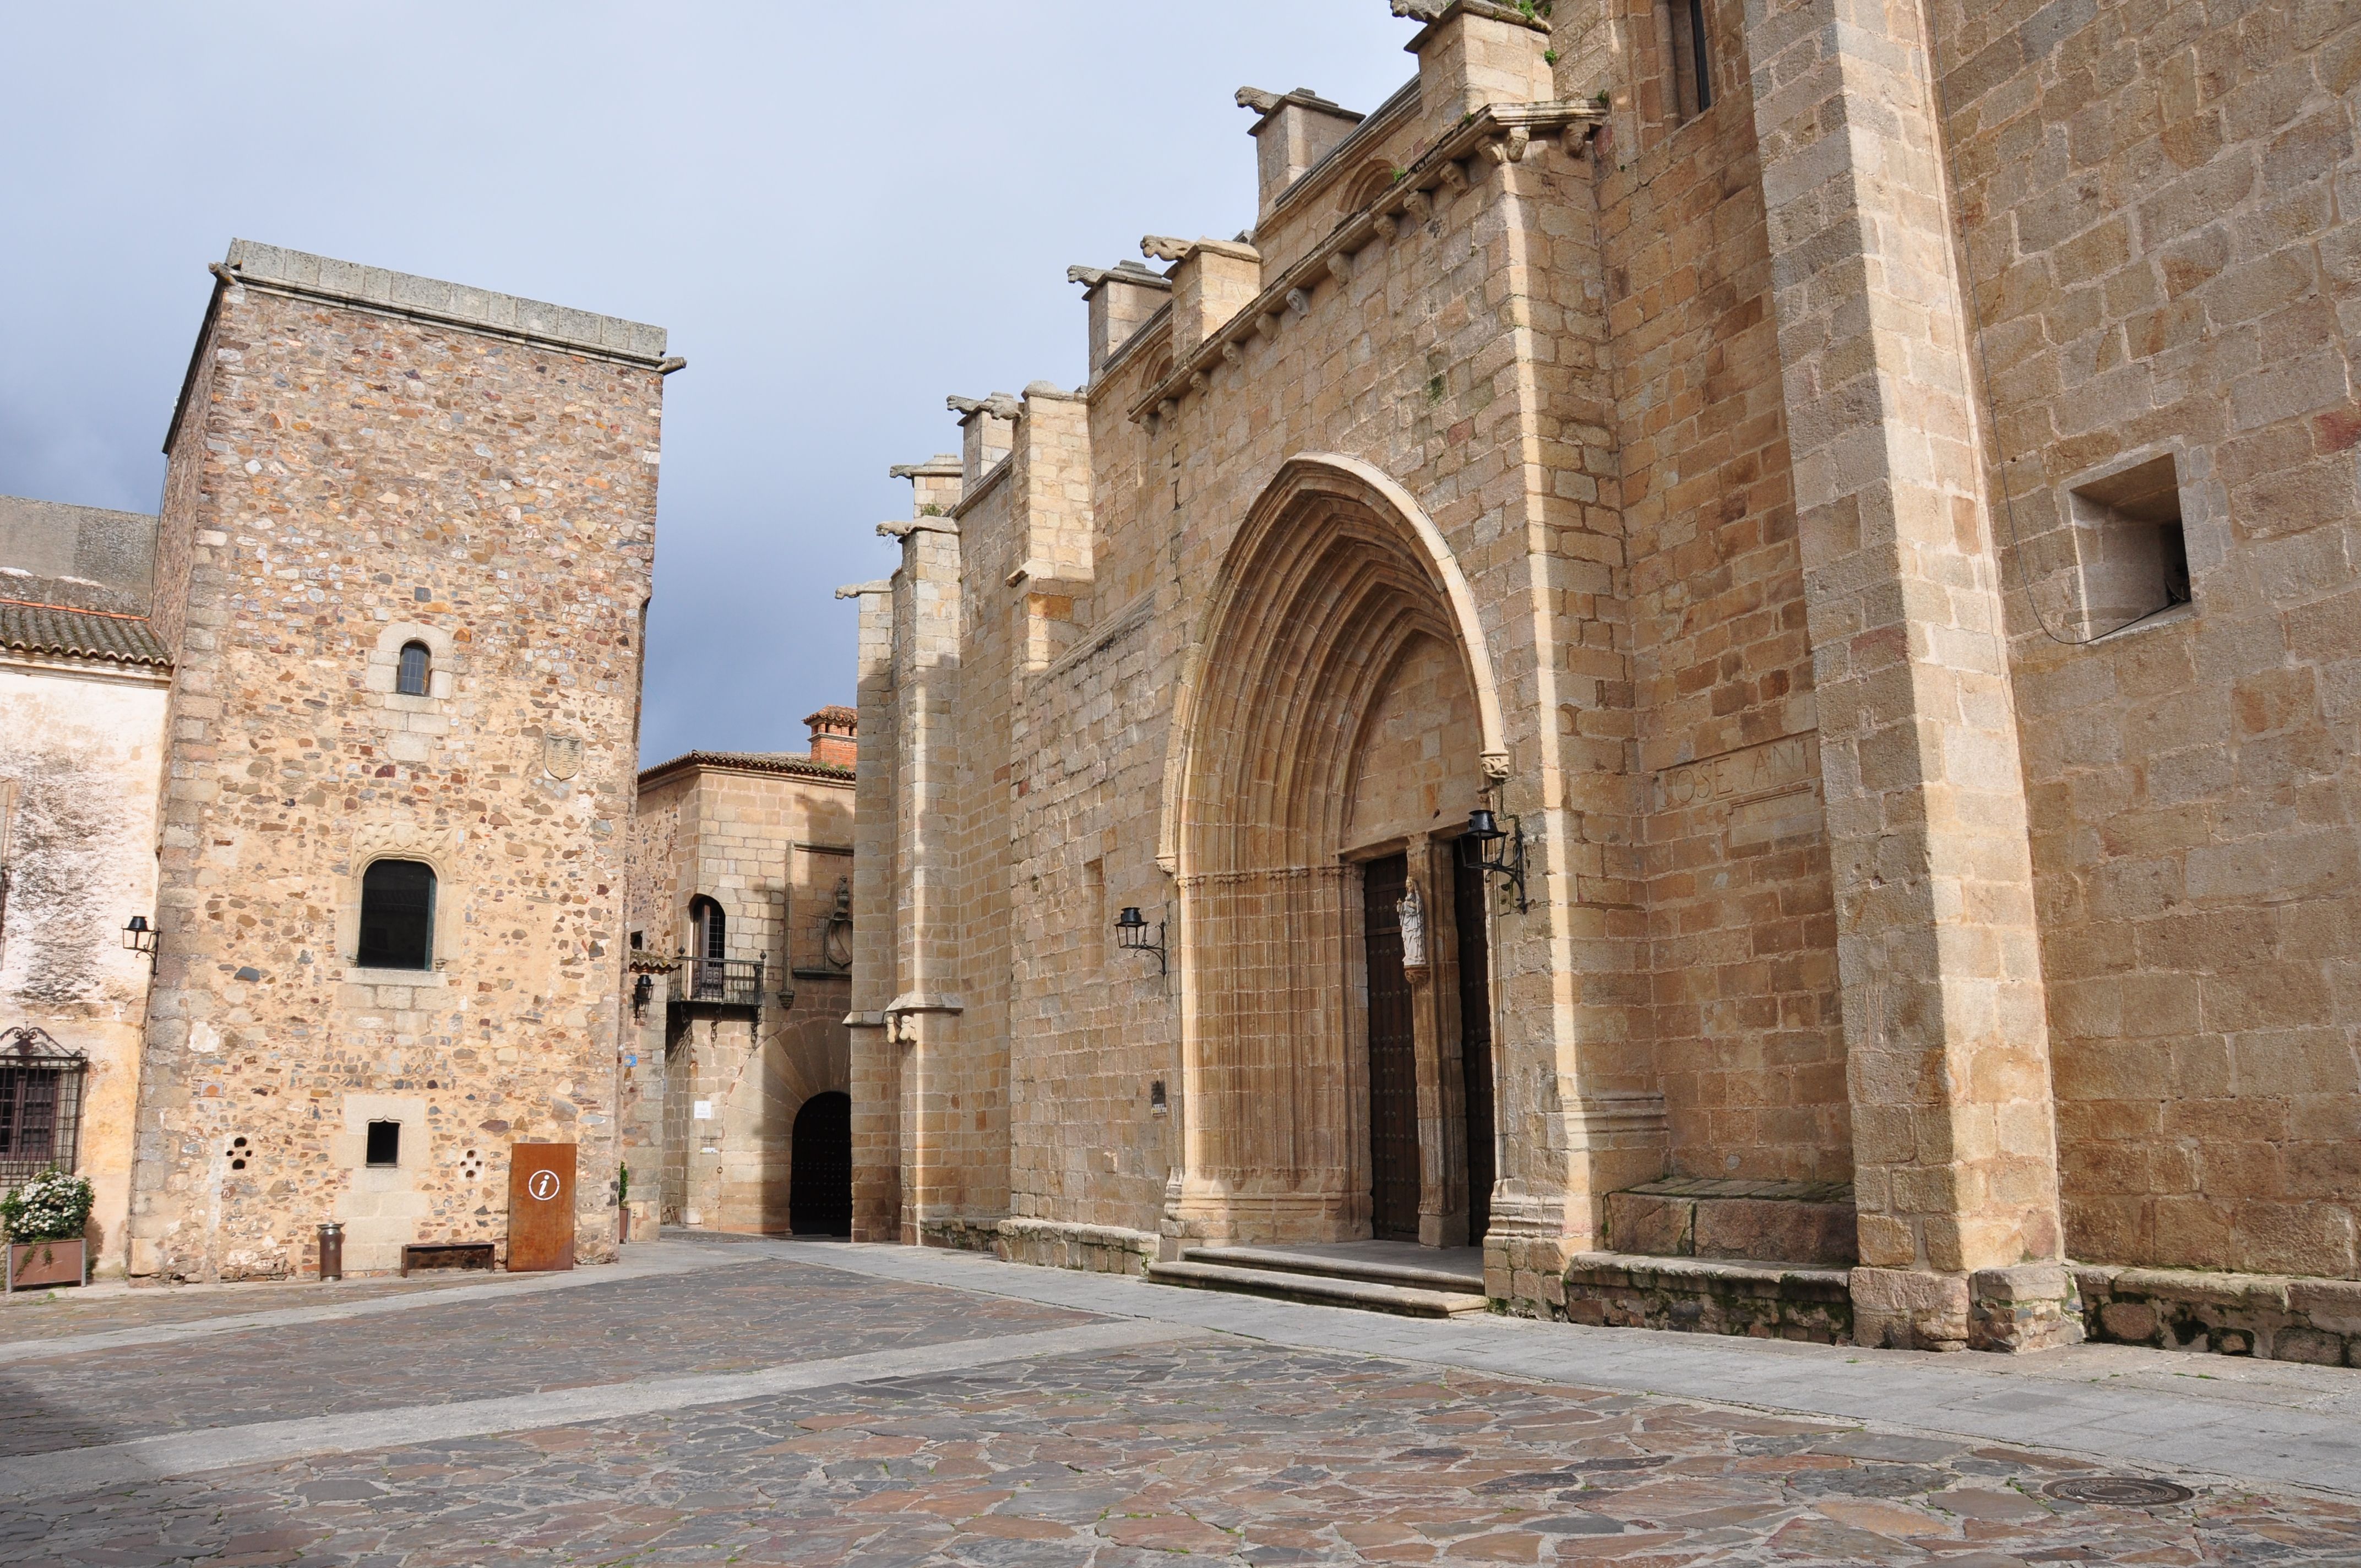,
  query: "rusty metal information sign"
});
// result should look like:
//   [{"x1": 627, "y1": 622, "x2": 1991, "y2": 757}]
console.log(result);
[{"x1": 506, "y1": 1142, "x2": 576, "y2": 1272}]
